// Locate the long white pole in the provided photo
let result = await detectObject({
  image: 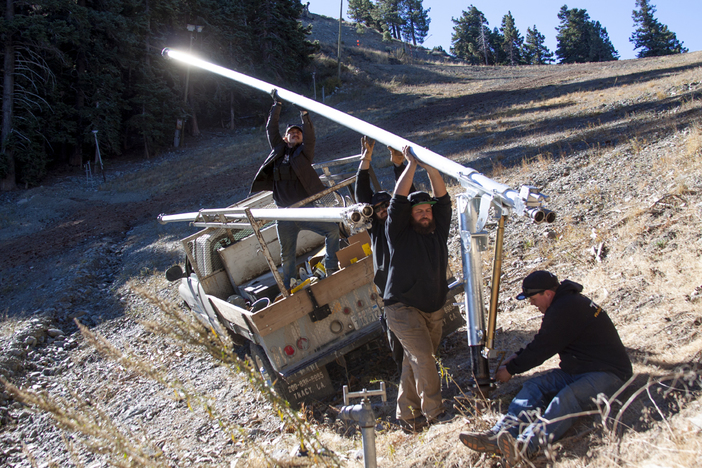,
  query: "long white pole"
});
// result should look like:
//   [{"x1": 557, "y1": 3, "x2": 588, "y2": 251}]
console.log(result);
[
  {"x1": 158, "y1": 206, "x2": 371, "y2": 224},
  {"x1": 161, "y1": 48, "x2": 536, "y2": 216}
]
